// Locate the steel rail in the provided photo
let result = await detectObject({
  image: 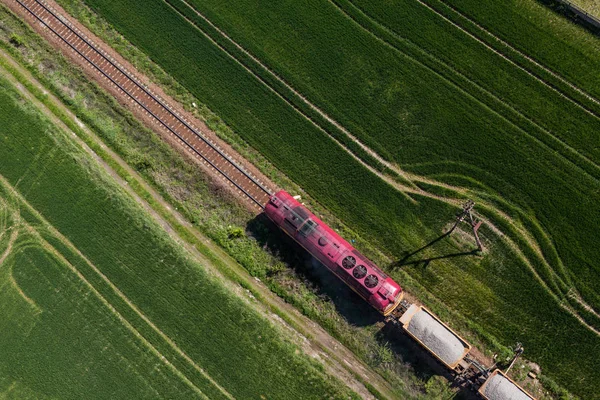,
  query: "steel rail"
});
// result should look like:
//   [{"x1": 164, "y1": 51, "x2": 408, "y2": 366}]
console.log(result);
[{"x1": 15, "y1": 0, "x2": 272, "y2": 209}]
